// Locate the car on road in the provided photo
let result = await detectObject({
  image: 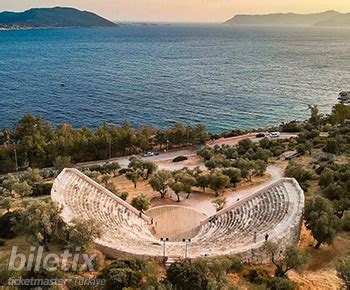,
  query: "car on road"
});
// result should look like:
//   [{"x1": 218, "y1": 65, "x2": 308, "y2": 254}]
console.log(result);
[
  {"x1": 143, "y1": 152, "x2": 155, "y2": 157},
  {"x1": 142, "y1": 151, "x2": 159, "y2": 157},
  {"x1": 269, "y1": 132, "x2": 281, "y2": 138},
  {"x1": 256, "y1": 133, "x2": 266, "y2": 138}
]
